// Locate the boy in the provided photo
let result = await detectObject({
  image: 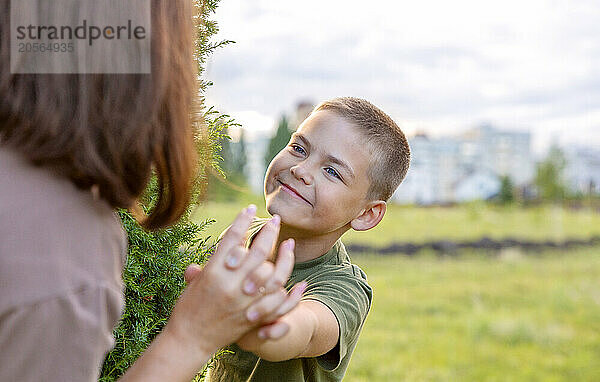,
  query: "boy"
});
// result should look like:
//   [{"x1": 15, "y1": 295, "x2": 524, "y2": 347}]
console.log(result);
[{"x1": 208, "y1": 97, "x2": 410, "y2": 381}]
